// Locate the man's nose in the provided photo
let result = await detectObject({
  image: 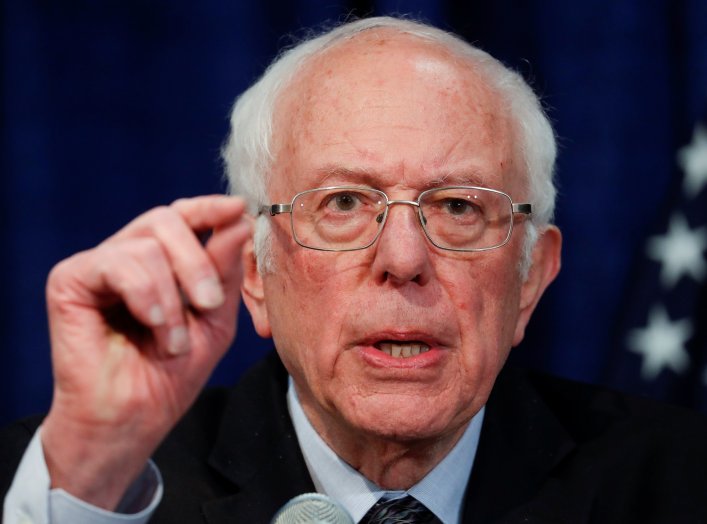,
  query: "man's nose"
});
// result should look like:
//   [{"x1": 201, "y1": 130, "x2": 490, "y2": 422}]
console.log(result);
[{"x1": 370, "y1": 202, "x2": 432, "y2": 286}]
